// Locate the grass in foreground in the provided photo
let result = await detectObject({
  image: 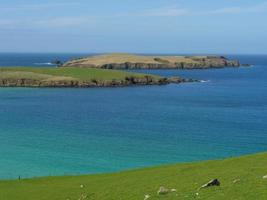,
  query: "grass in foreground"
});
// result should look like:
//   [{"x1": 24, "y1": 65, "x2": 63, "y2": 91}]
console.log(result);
[
  {"x1": 0, "y1": 67, "x2": 160, "y2": 81},
  {"x1": 0, "y1": 152, "x2": 266, "y2": 200}
]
